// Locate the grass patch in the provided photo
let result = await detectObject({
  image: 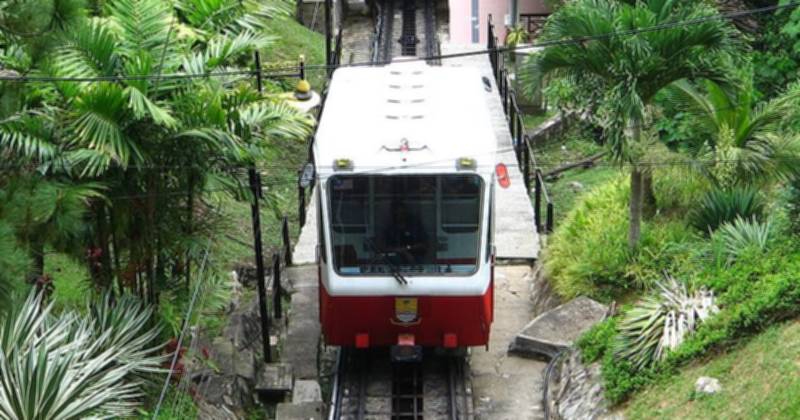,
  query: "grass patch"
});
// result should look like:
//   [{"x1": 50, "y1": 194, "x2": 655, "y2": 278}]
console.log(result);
[
  {"x1": 264, "y1": 16, "x2": 326, "y2": 91},
  {"x1": 522, "y1": 110, "x2": 556, "y2": 129},
  {"x1": 531, "y1": 124, "x2": 613, "y2": 225},
  {"x1": 546, "y1": 166, "x2": 619, "y2": 226},
  {"x1": 623, "y1": 320, "x2": 800, "y2": 419},
  {"x1": 212, "y1": 129, "x2": 309, "y2": 270}
]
